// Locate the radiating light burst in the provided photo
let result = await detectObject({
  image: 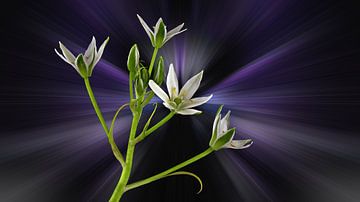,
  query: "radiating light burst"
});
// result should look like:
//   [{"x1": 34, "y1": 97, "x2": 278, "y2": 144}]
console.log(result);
[{"x1": 1, "y1": 0, "x2": 360, "y2": 201}]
